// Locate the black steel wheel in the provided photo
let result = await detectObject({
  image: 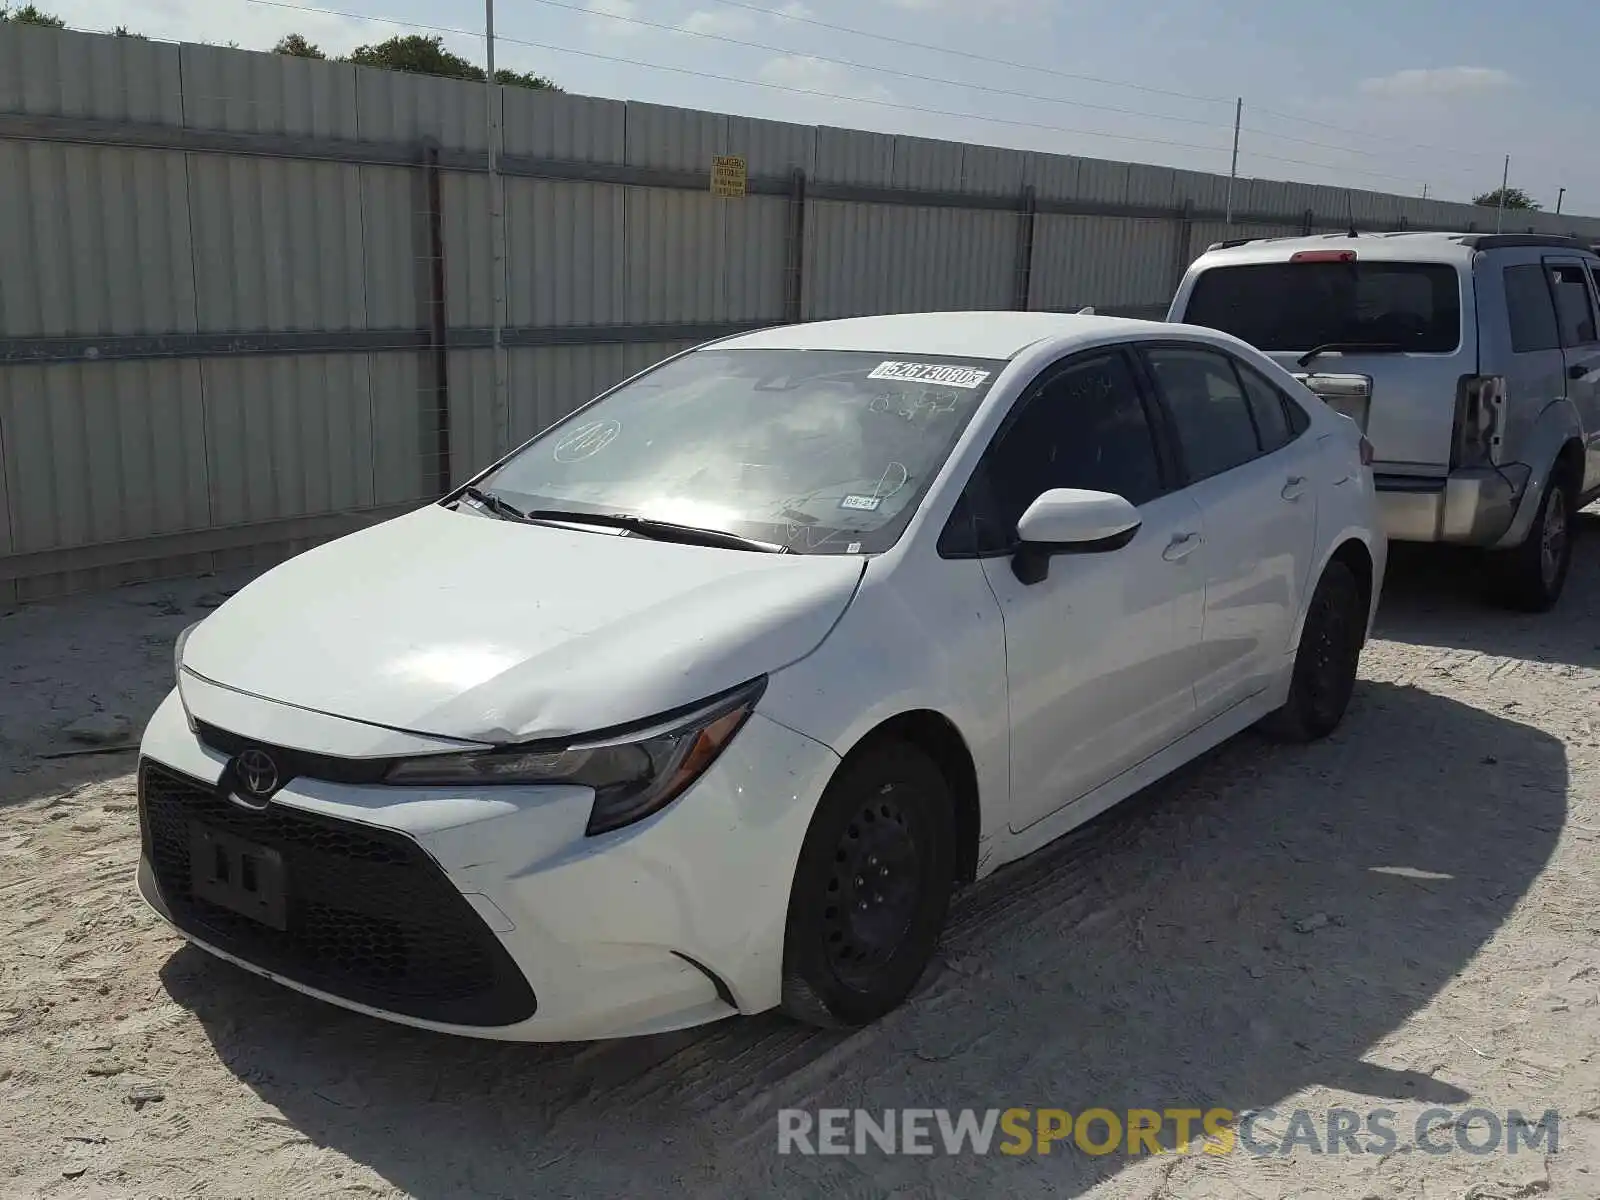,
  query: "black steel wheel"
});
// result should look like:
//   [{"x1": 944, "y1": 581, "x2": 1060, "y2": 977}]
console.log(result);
[
  {"x1": 781, "y1": 740, "x2": 954, "y2": 1028},
  {"x1": 1262, "y1": 559, "x2": 1366, "y2": 743}
]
